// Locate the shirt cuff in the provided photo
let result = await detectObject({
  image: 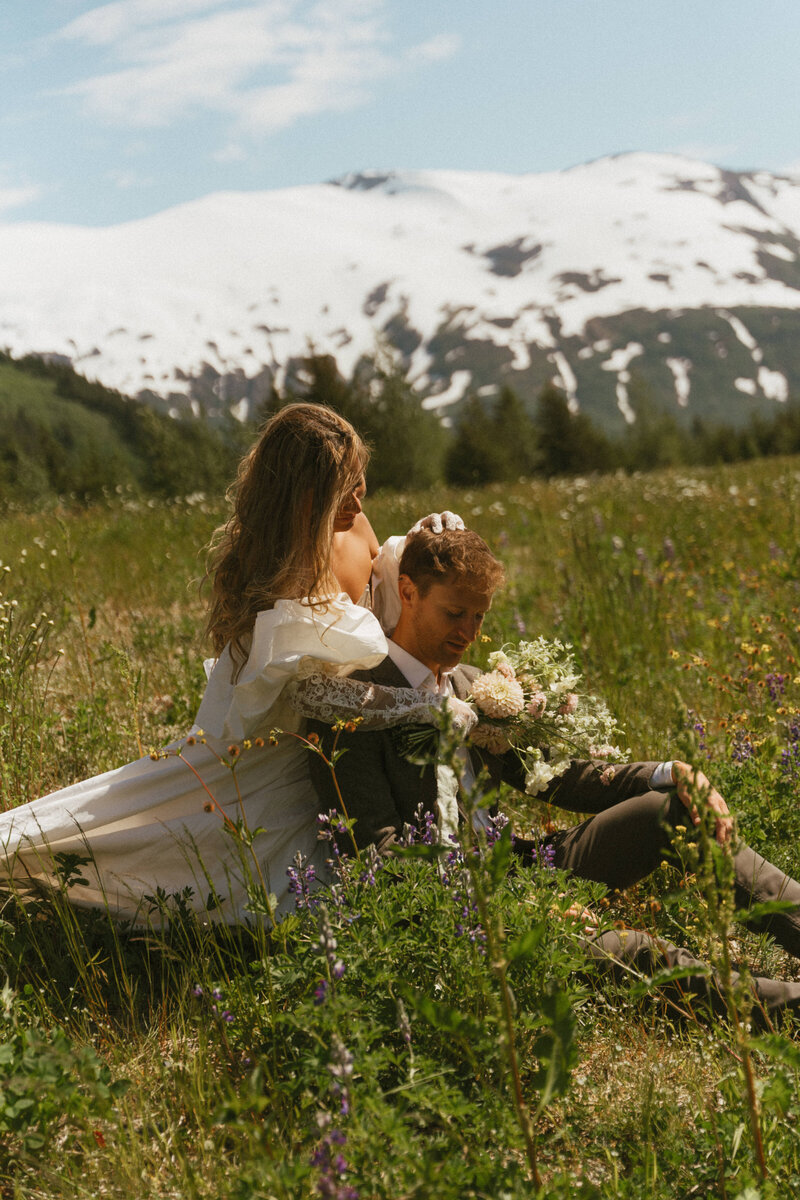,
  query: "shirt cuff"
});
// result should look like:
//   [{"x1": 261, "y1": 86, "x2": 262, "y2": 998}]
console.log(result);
[{"x1": 649, "y1": 761, "x2": 675, "y2": 790}]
